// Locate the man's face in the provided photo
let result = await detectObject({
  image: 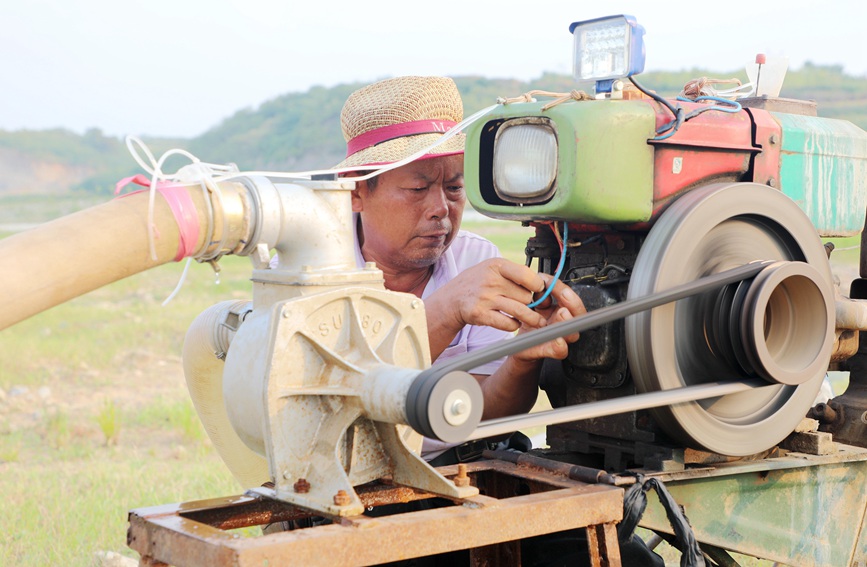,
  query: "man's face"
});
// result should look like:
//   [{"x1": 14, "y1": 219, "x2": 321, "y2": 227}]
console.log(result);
[{"x1": 352, "y1": 154, "x2": 466, "y2": 271}]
